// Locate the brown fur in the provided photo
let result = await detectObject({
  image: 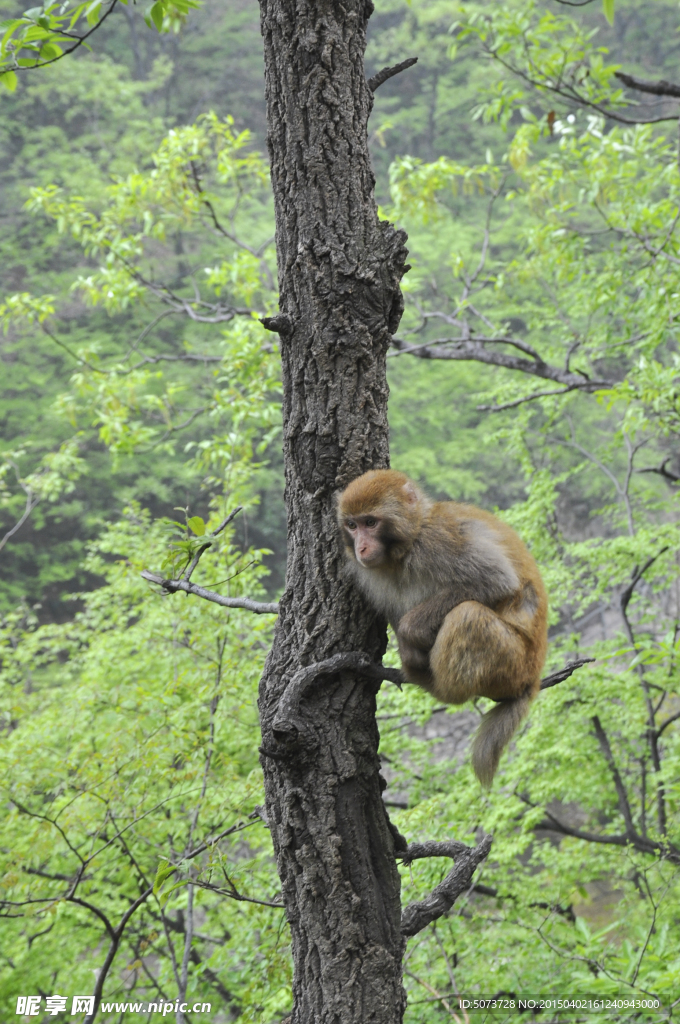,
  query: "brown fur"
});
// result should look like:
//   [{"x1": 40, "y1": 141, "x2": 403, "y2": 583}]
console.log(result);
[{"x1": 337, "y1": 469, "x2": 548, "y2": 786}]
